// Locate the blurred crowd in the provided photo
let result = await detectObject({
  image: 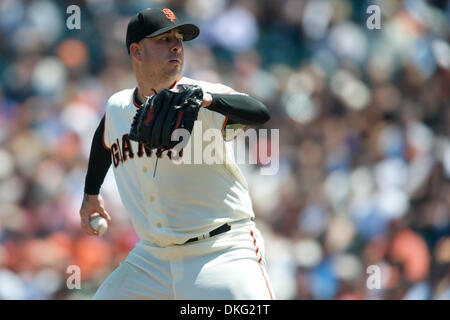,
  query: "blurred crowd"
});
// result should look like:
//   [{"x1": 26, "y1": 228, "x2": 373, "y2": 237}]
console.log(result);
[{"x1": 0, "y1": 0, "x2": 449, "y2": 300}]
